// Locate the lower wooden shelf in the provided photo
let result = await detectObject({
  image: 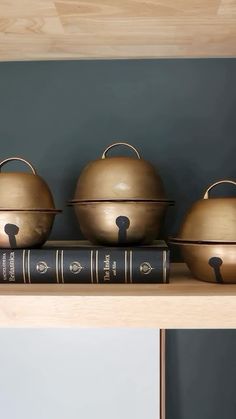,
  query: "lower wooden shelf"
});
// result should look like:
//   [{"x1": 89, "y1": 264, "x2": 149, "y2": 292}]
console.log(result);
[{"x1": 0, "y1": 263, "x2": 235, "y2": 328}]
